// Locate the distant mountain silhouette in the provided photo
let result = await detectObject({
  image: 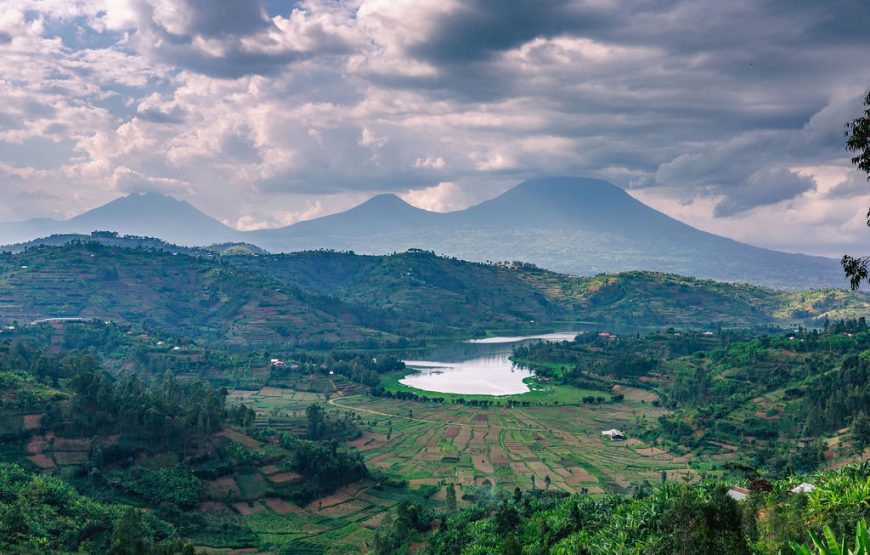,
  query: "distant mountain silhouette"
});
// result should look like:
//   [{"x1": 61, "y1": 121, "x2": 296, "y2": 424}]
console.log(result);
[
  {"x1": 0, "y1": 178, "x2": 849, "y2": 289},
  {"x1": 445, "y1": 177, "x2": 680, "y2": 231},
  {"x1": 248, "y1": 177, "x2": 846, "y2": 289},
  {"x1": 0, "y1": 193, "x2": 239, "y2": 246},
  {"x1": 252, "y1": 193, "x2": 440, "y2": 243}
]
